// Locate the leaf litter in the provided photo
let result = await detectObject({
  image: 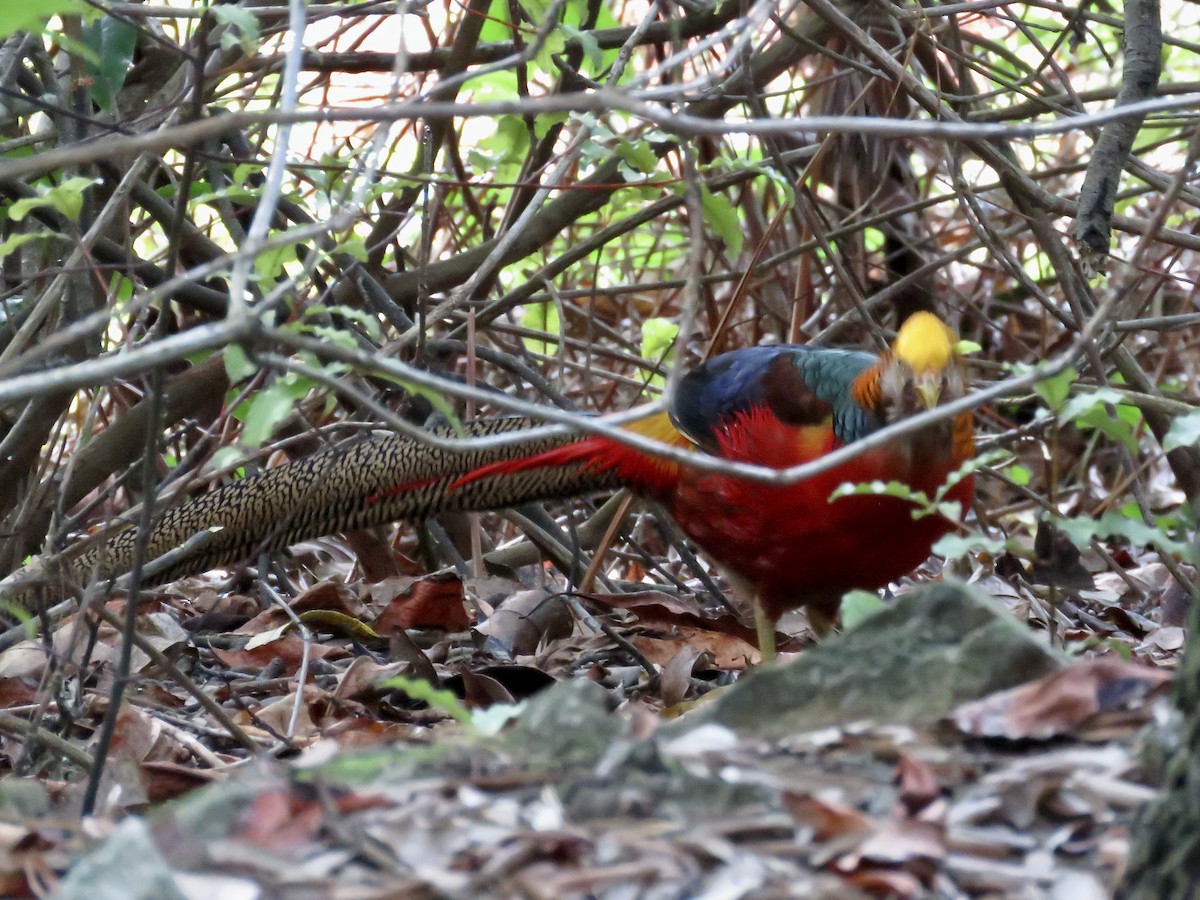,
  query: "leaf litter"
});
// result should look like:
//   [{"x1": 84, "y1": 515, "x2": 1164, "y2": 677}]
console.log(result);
[{"x1": 0, "y1": 532, "x2": 1182, "y2": 897}]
